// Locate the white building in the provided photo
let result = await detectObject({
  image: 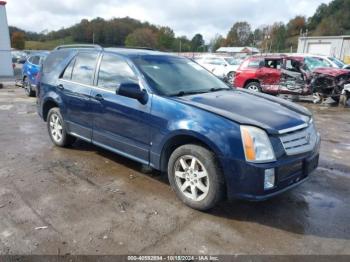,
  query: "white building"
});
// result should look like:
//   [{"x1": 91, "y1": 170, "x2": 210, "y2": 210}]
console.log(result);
[
  {"x1": 297, "y1": 35, "x2": 350, "y2": 63},
  {"x1": 0, "y1": 1, "x2": 13, "y2": 77}
]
